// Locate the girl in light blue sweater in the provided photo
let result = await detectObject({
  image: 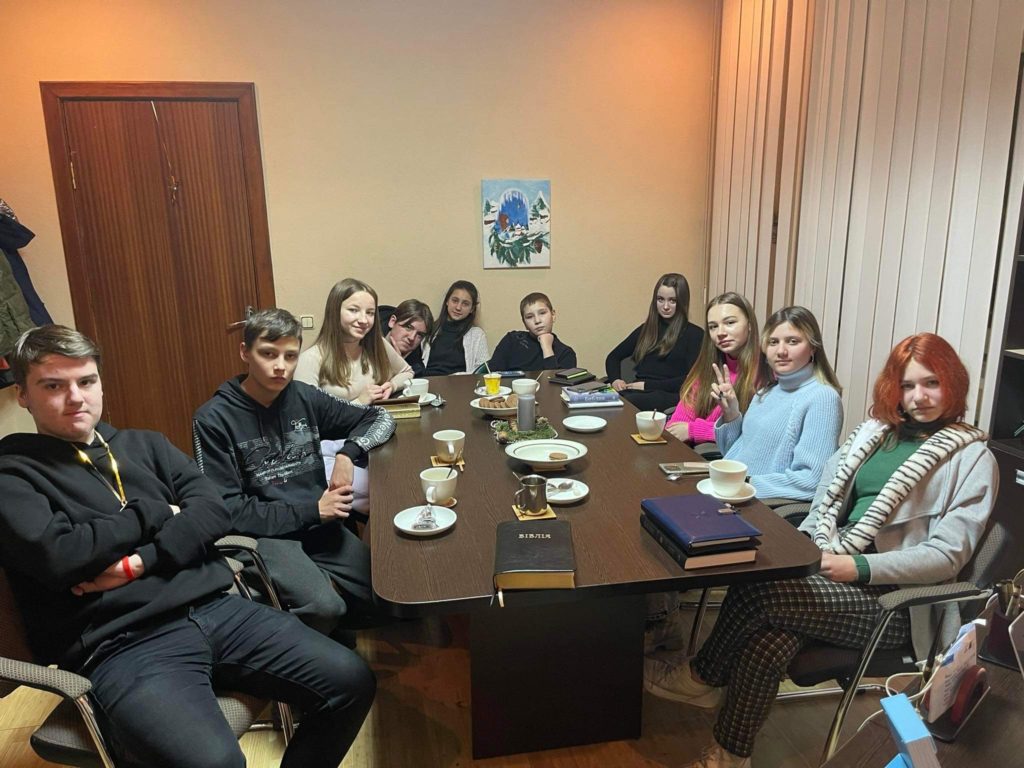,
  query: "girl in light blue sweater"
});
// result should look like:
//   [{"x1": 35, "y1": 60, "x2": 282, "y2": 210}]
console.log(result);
[{"x1": 712, "y1": 306, "x2": 843, "y2": 500}]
